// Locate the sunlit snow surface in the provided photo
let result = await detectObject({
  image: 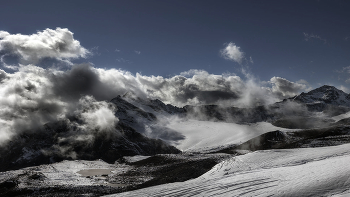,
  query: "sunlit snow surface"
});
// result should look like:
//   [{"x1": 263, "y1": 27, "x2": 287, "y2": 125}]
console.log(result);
[
  {"x1": 105, "y1": 143, "x2": 350, "y2": 197},
  {"x1": 165, "y1": 120, "x2": 296, "y2": 152}
]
